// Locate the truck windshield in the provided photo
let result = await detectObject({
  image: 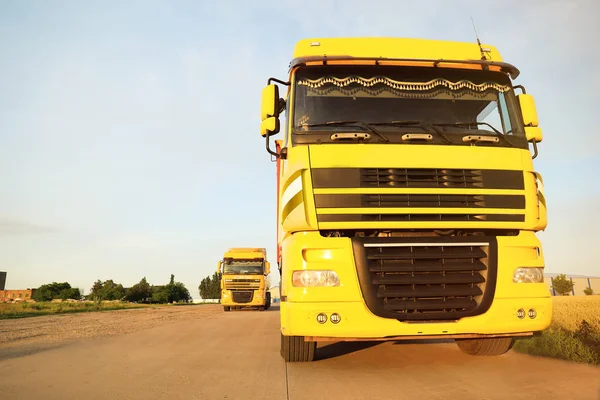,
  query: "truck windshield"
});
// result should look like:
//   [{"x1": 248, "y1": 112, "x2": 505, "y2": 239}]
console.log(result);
[
  {"x1": 292, "y1": 66, "x2": 526, "y2": 148},
  {"x1": 223, "y1": 260, "x2": 264, "y2": 275}
]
